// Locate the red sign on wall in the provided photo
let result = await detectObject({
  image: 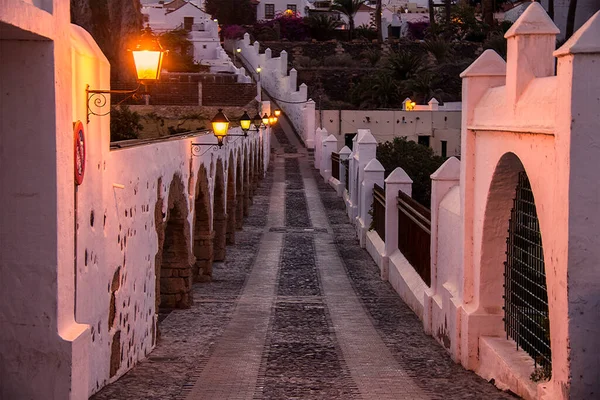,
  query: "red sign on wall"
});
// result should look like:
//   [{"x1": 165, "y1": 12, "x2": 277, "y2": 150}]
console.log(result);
[{"x1": 74, "y1": 121, "x2": 86, "y2": 185}]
